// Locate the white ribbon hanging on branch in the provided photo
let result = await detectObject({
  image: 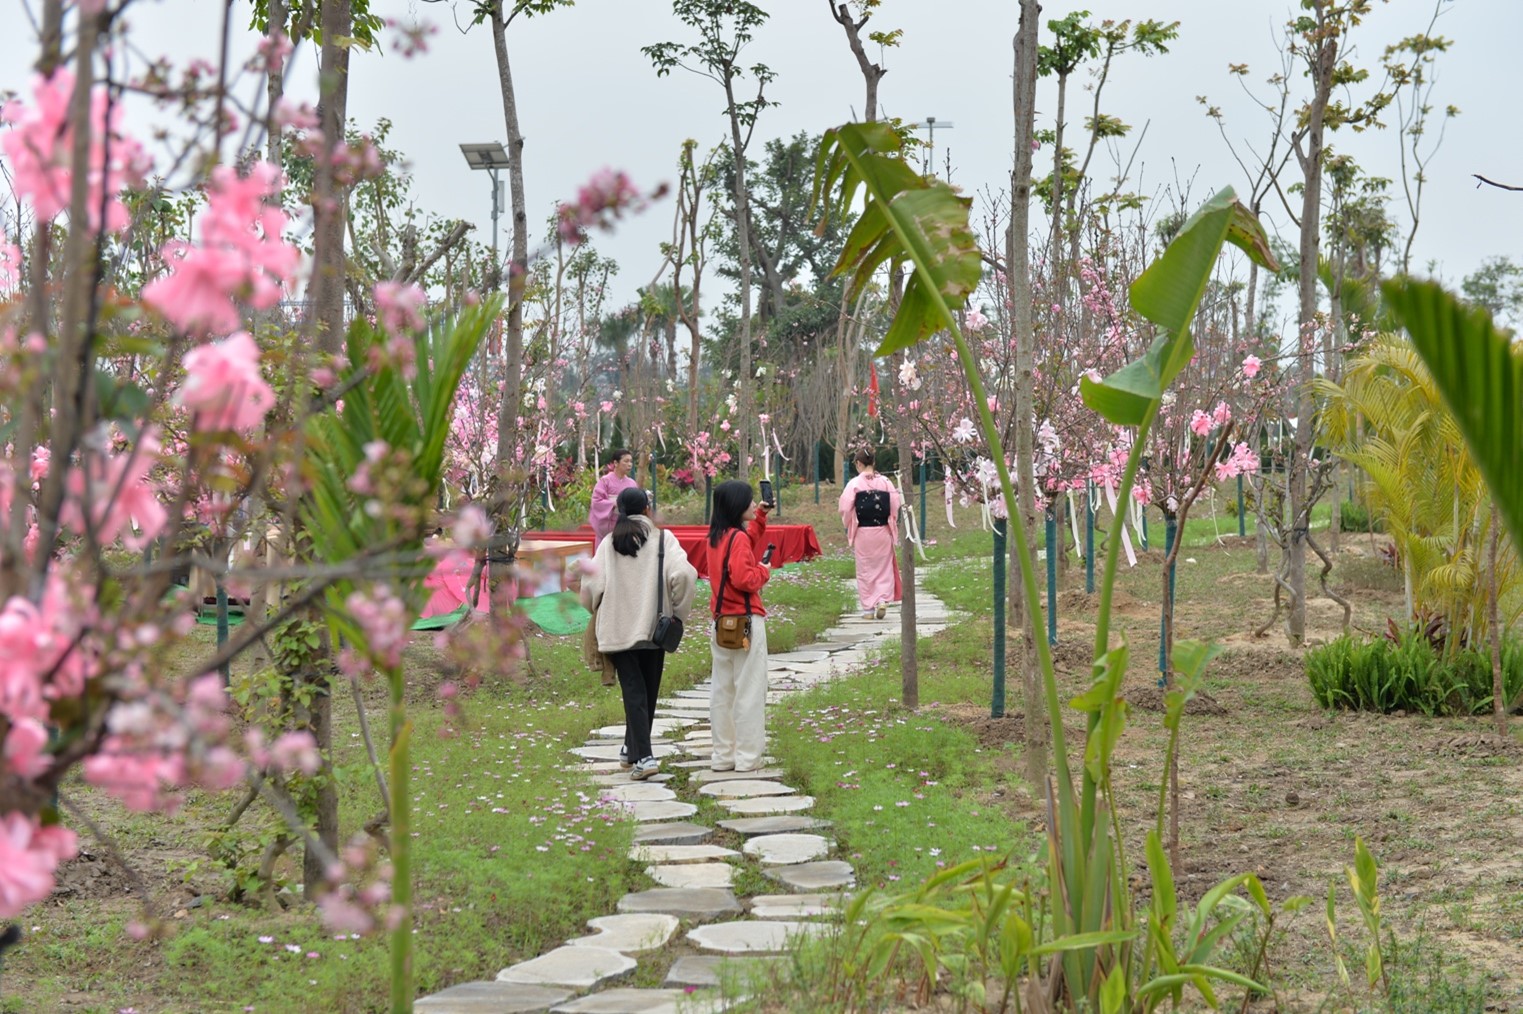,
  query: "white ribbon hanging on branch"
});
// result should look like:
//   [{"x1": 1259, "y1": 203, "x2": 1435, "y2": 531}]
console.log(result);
[
  {"x1": 1099, "y1": 481, "x2": 1138, "y2": 568},
  {"x1": 1067, "y1": 489, "x2": 1083, "y2": 559},
  {"x1": 893, "y1": 469, "x2": 928, "y2": 561},
  {"x1": 945, "y1": 478, "x2": 956, "y2": 530}
]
